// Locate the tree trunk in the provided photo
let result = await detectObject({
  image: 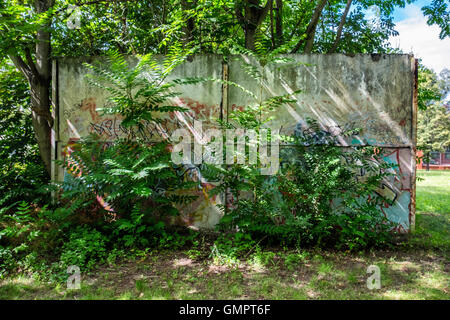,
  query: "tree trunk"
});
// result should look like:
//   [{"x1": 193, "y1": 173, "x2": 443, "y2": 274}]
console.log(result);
[
  {"x1": 235, "y1": 0, "x2": 273, "y2": 50},
  {"x1": 30, "y1": 0, "x2": 53, "y2": 176},
  {"x1": 181, "y1": 0, "x2": 195, "y2": 45},
  {"x1": 245, "y1": 28, "x2": 257, "y2": 51},
  {"x1": 275, "y1": 0, "x2": 283, "y2": 46},
  {"x1": 291, "y1": 0, "x2": 328, "y2": 53},
  {"x1": 30, "y1": 80, "x2": 53, "y2": 175},
  {"x1": 9, "y1": 49, "x2": 53, "y2": 177},
  {"x1": 304, "y1": 0, "x2": 328, "y2": 53},
  {"x1": 328, "y1": 0, "x2": 352, "y2": 53}
]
